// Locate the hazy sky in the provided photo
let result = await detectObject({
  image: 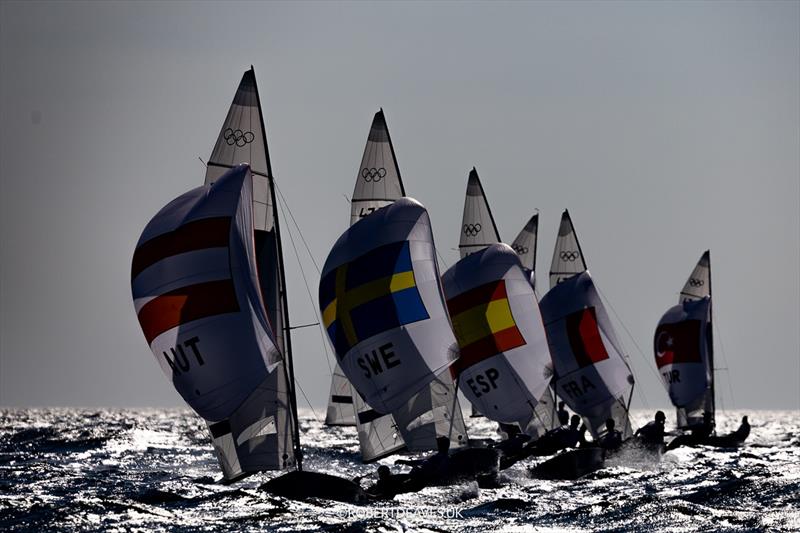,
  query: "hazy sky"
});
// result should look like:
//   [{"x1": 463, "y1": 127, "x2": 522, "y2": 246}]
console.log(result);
[{"x1": 1, "y1": 1, "x2": 798, "y2": 412}]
